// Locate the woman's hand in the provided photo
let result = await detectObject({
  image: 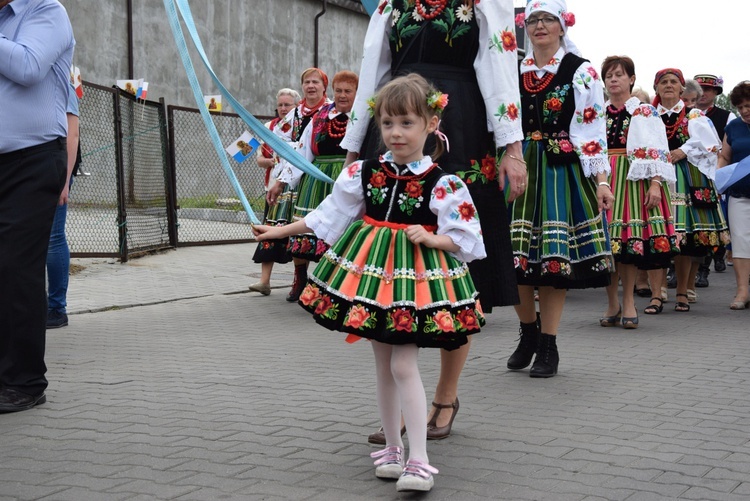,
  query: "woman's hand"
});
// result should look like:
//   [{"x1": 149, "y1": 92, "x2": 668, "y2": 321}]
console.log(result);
[
  {"x1": 498, "y1": 142, "x2": 527, "y2": 202},
  {"x1": 670, "y1": 148, "x2": 686, "y2": 163},
  {"x1": 596, "y1": 184, "x2": 614, "y2": 212},
  {"x1": 643, "y1": 182, "x2": 662, "y2": 210},
  {"x1": 266, "y1": 182, "x2": 285, "y2": 205}
]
